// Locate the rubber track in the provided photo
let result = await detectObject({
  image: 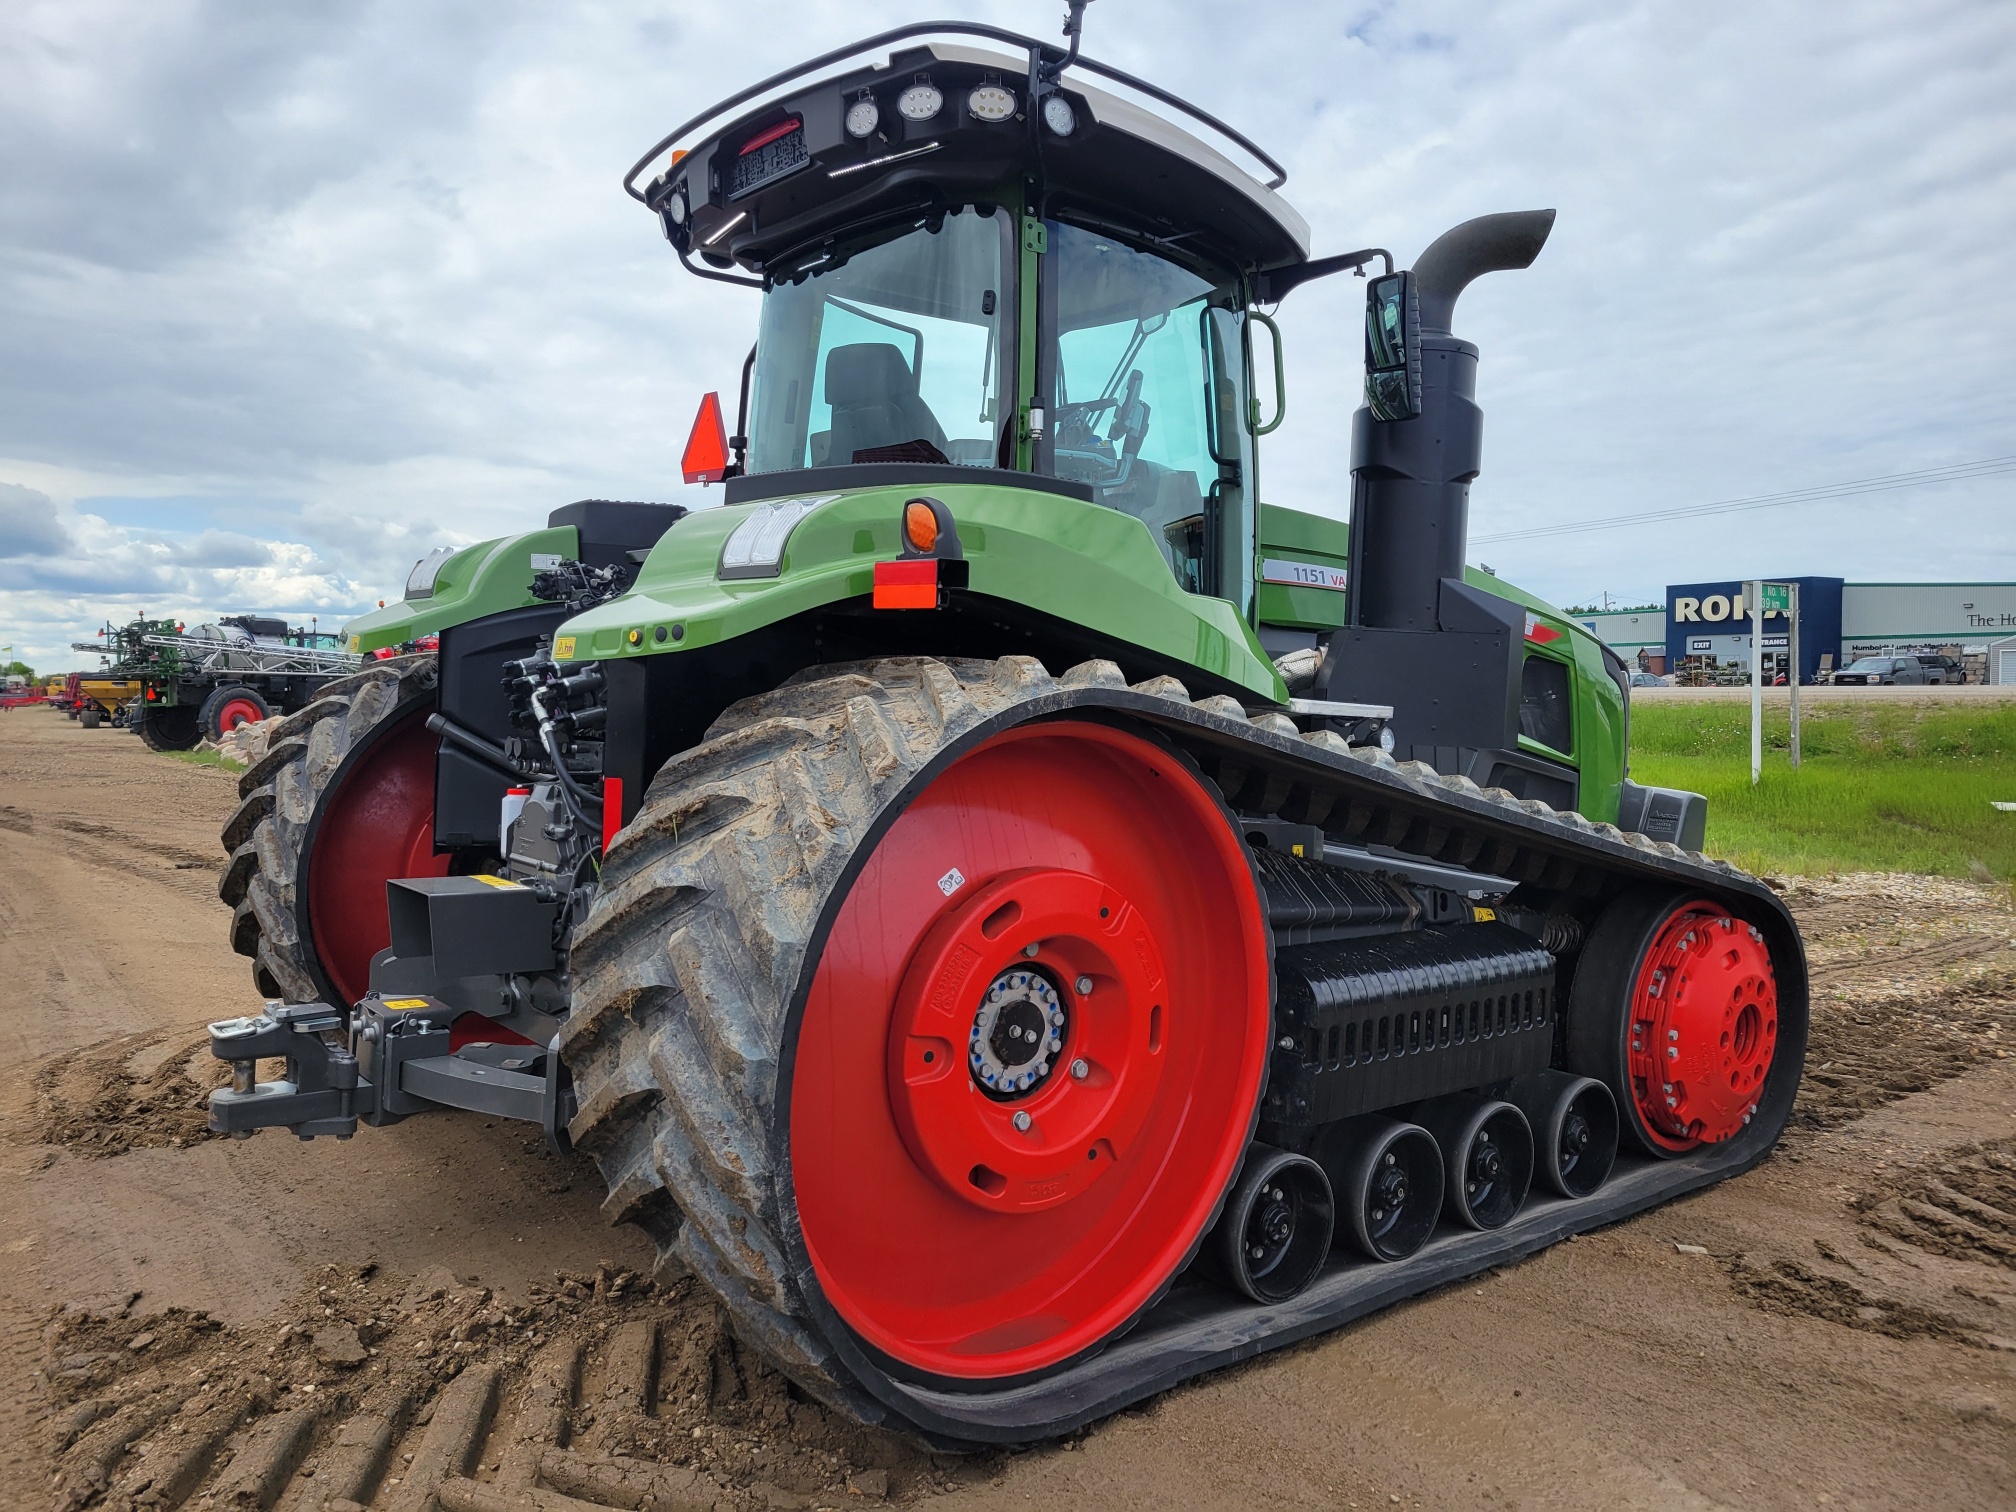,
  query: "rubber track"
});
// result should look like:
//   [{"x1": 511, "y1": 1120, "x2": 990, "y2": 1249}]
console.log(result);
[
  {"x1": 561, "y1": 654, "x2": 1810, "y2": 1445},
  {"x1": 215, "y1": 655, "x2": 438, "y2": 1002}
]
